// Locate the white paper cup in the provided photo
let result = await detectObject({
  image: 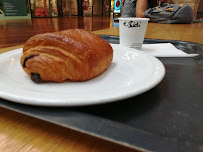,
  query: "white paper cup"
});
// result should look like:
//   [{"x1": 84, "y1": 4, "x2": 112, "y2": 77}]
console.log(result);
[{"x1": 118, "y1": 18, "x2": 149, "y2": 50}]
